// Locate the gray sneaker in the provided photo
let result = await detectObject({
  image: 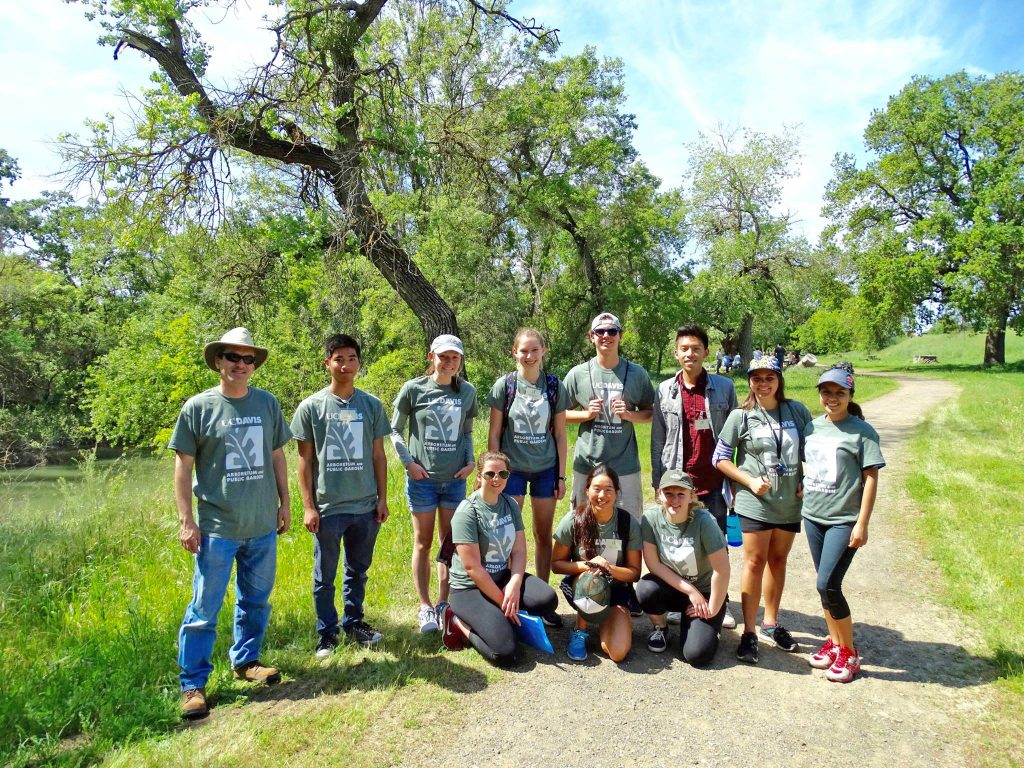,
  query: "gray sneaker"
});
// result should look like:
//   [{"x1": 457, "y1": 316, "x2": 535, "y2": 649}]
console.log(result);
[{"x1": 418, "y1": 606, "x2": 438, "y2": 633}]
